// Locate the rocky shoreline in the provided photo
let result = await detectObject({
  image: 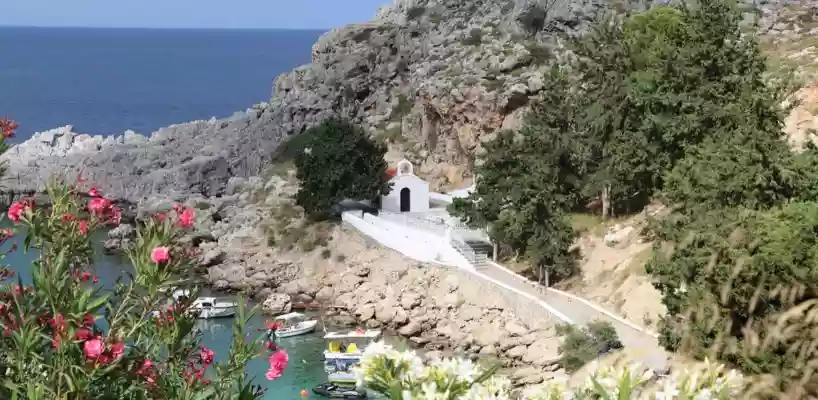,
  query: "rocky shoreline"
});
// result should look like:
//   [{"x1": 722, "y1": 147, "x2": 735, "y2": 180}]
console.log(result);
[
  {"x1": 1, "y1": 0, "x2": 809, "y2": 388},
  {"x1": 96, "y1": 171, "x2": 568, "y2": 386}
]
